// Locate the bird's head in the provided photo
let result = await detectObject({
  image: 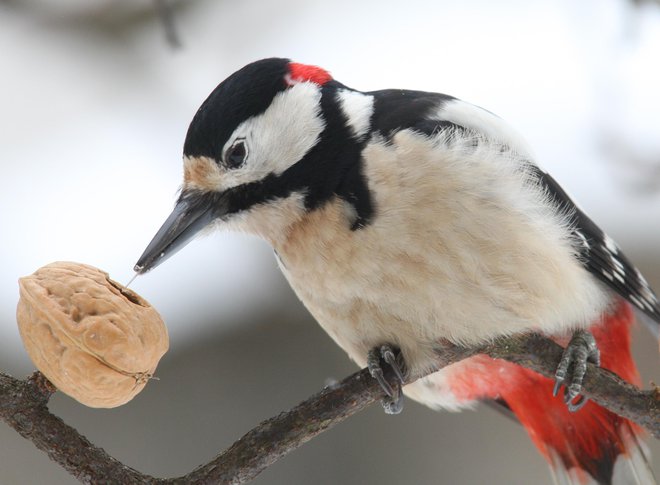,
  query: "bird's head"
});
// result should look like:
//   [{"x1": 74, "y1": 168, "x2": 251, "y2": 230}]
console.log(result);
[{"x1": 135, "y1": 58, "x2": 375, "y2": 274}]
